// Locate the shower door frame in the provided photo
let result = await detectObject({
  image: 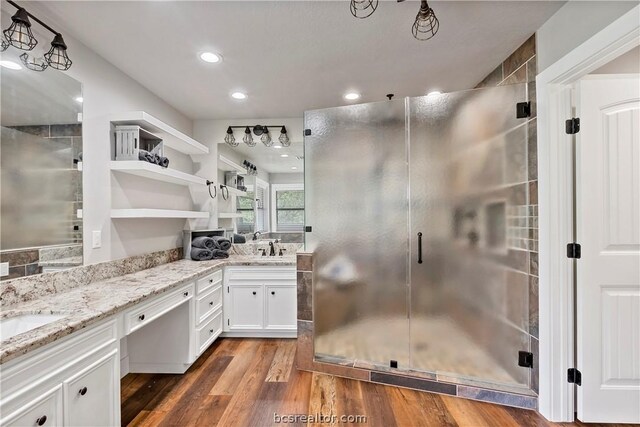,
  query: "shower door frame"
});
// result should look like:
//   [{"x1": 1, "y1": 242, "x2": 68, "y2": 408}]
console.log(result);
[{"x1": 536, "y1": 6, "x2": 640, "y2": 422}]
